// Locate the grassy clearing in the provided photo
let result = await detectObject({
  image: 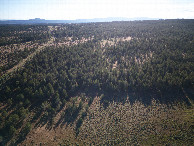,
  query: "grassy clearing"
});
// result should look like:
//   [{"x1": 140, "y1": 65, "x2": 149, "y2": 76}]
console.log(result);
[{"x1": 19, "y1": 97, "x2": 193, "y2": 145}]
